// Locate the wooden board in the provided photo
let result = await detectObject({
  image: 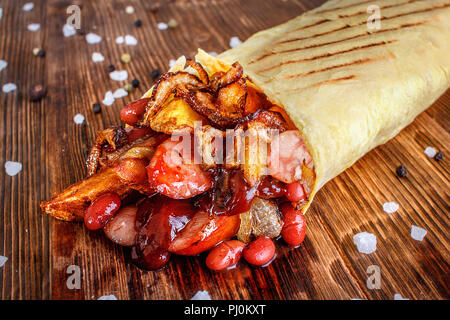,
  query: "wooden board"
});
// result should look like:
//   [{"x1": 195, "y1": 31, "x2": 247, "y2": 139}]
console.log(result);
[{"x1": 0, "y1": 0, "x2": 448, "y2": 300}]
